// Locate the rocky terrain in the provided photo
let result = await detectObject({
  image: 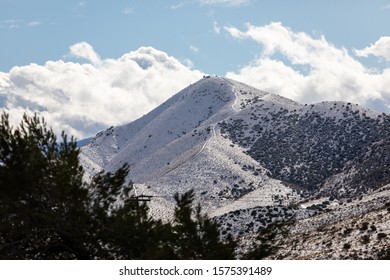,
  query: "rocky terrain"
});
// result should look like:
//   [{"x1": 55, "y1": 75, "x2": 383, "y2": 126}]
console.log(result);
[{"x1": 80, "y1": 77, "x2": 390, "y2": 259}]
